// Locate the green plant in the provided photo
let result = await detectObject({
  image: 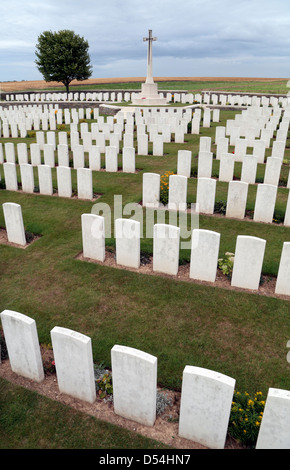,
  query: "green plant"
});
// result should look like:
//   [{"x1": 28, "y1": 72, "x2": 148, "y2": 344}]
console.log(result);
[
  {"x1": 156, "y1": 391, "x2": 173, "y2": 416},
  {"x1": 26, "y1": 130, "x2": 36, "y2": 138},
  {"x1": 228, "y1": 390, "x2": 265, "y2": 448},
  {"x1": 41, "y1": 343, "x2": 56, "y2": 375},
  {"x1": 160, "y1": 170, "x2": 174, "y2": 206},
  {"x1": 25, "y1": 231, "x2": 34, "y2": 243},
  {"x1": 214, "y1": 200, "x2": 227, "y2": 215},
  {"x1": 190, "y1": 167, "x2": 198, "y2": 178},
  {"x1": 57, "y1": 124, "x2": 66, "y2": 131},
  {"x1": 94, "y1": 364, "x2": 113, "y2": 399},
  {"x1": 218, "y1": 252, "x2": 235, "y2": 278}
]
